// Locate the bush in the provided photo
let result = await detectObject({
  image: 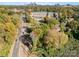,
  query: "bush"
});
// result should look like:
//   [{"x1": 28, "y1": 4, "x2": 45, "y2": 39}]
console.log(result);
[
  {"x1": 44, "y1": 29, "x2": 68, "y2": 49},
  {"x1": 31, "y1": 23, "x2": 49, "y2": 51},
  {"x1": 0, "y1": 13, "x2": 20, "y2": 56},
  {"x1": 48, "y1": 18, "x2": 59, "y2": 28}
]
